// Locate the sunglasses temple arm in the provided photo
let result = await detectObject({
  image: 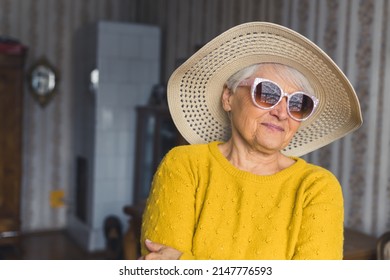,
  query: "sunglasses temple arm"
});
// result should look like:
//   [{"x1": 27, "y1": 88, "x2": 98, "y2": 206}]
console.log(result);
[{"x1": 238, "y1": 78, "x2": 255, "y2": 87}]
